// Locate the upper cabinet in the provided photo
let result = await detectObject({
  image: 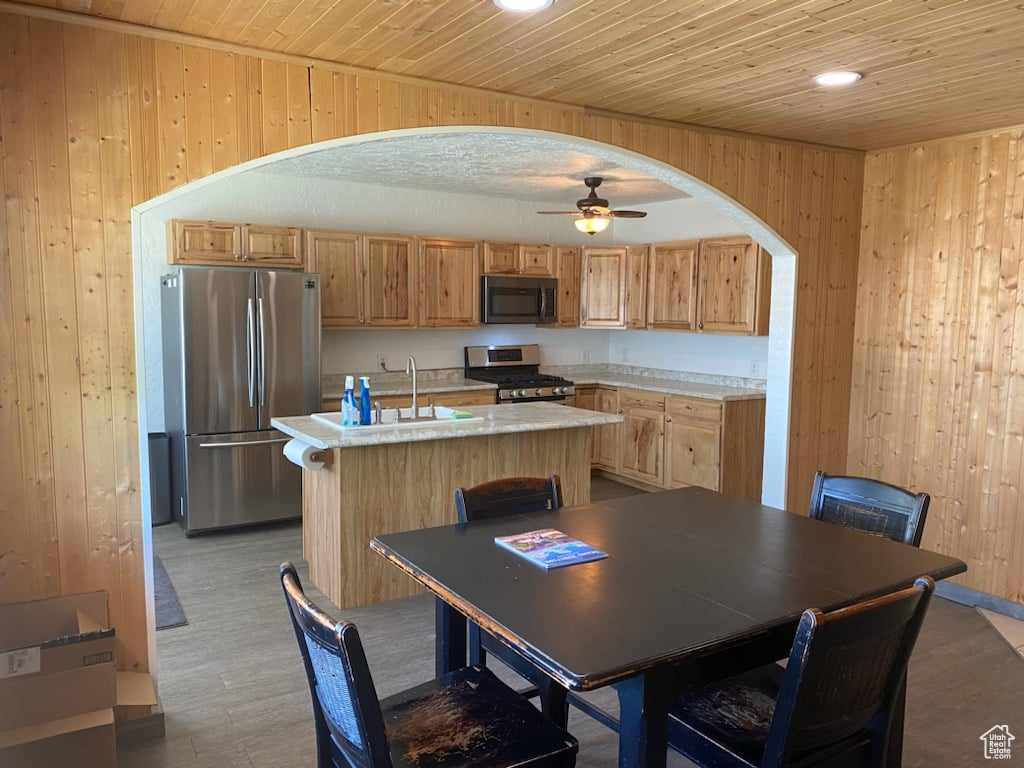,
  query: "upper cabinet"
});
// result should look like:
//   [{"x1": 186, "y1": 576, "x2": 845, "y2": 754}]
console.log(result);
[
  {"x1": 168, "y1": 219, "x2": 302, "y2": 268},
  {"x1": 647, "y1": 241, "x2": 698, "y2": 330},
  {"x1": 307, "y1": 230, "x2": 363, "y2": 327},
  {"x1": 363, "y1": 235, "x2": 417, "y2": 327},
  {"x1": 418, "y1": 238, "x2": 480, "y2": 327},
  {"x1": 554, "y1": 246, "x2": 581, "y2": 327},
  {"x1": 580, "y1": 247, "x2": 628, "y2": 328},
  {"x1": 242, "y1": 225, "x2": 303, "y2": 268},
  {"x1": 579, "y1": 236, "x2": 769, "y2": 335},
  {"x1": 168, "y1": 220, "x2": 242, "y2": 265},
  {"x1": 482, "y1": 241, "x2": 556, "y2": 277},
  {"x1": 696, "y1": 236, "x2": 770, "y2": 335}
]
